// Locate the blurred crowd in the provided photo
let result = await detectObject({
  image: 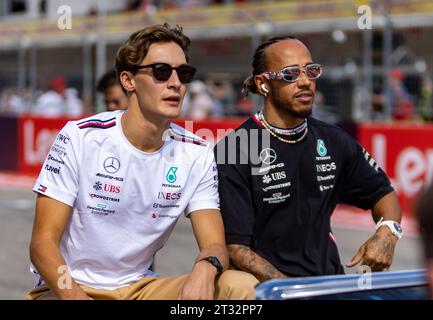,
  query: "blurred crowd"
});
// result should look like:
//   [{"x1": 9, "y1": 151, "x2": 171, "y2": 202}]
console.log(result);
[
  {"x1": 2, "y1": 67, "x2": 433, "y2": 123},
  {"x1": 2, "y1": 69, "x2": 433, "y2": 122},
  {"x1": 0, "y1": 76, "x2": 83, "y2": 118},
  {"x1": 2, "y1": 1, "x2": 433, "y2": 122},
  {"x1": 0, "y1": 72, "x2": 256, "y2": 119}
]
